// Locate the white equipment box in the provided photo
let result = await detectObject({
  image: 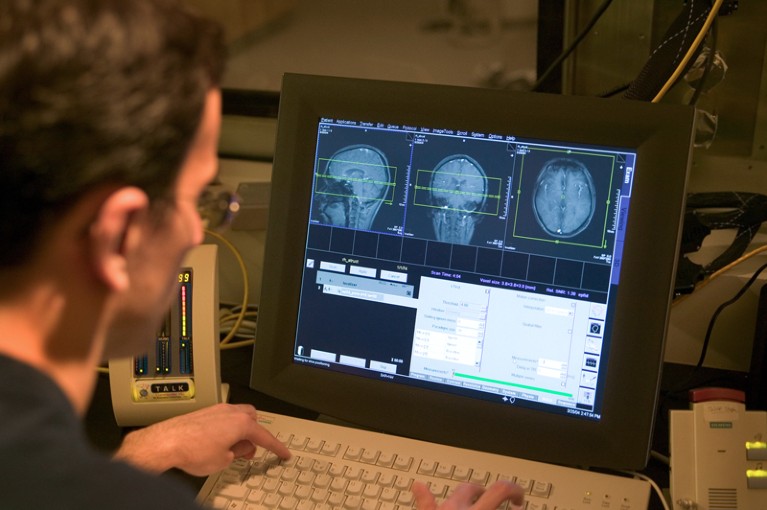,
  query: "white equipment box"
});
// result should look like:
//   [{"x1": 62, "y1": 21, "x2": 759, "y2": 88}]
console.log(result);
[{"x1": 670, "y1": 387, "x2": 767, "y2": 509}]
